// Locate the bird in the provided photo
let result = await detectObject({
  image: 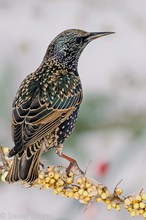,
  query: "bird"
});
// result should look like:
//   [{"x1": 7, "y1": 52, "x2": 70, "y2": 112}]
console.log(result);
[{"x1": 6, "y1": 29, "x2": 114, "y2": 183}]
